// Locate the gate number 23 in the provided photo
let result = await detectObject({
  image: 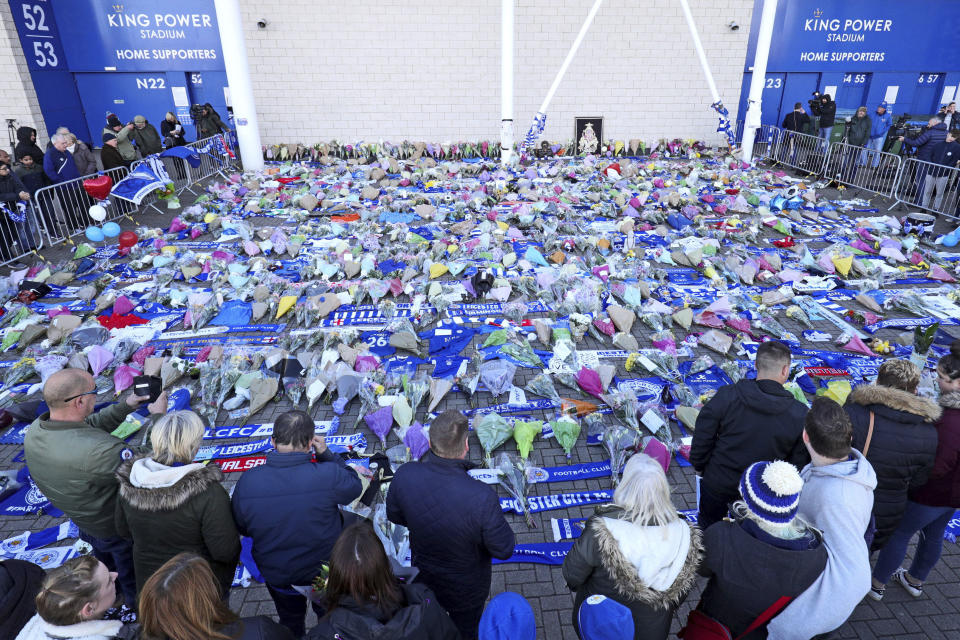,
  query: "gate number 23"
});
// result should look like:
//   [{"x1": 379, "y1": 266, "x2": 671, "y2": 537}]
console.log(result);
[
  {"x1": 765, "y1": 78, "x2": 783, "y2": 89},
  {"x1": 22, "y1": 3, "x2": 59, "y2": 68}
]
